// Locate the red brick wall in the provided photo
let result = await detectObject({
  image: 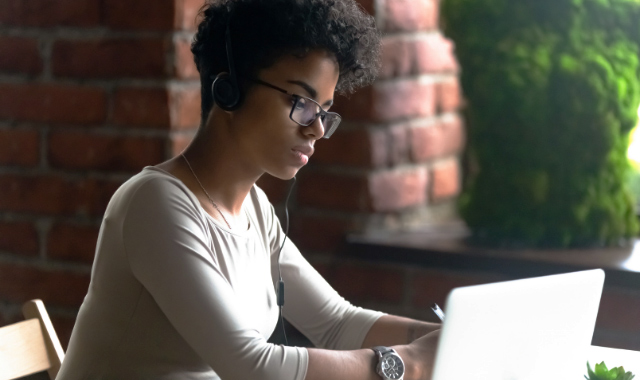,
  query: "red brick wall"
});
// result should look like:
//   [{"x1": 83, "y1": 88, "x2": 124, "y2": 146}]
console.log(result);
[{"x1": 0, "y1": 0, "x2": 202, "y2": 344}]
